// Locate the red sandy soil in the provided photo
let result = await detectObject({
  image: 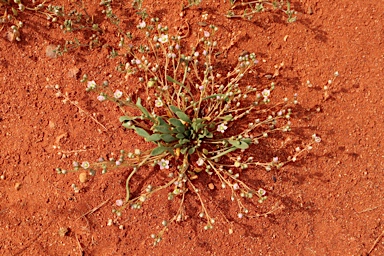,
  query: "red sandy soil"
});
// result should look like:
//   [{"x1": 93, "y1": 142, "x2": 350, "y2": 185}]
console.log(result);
[{"x1": 1, "y1": 0, "x2": 384, "y2": 255}]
